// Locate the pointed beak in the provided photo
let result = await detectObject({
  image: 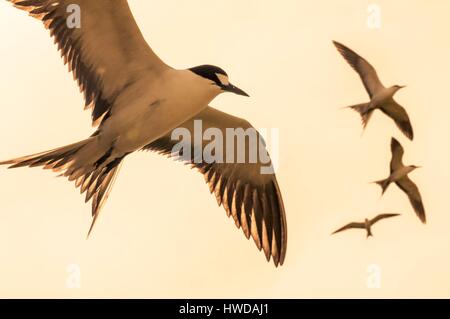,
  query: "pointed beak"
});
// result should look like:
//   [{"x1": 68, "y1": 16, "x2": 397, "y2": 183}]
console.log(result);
[
  {"x1": 400, "y1": 85, "x2": 407, "y2": 89},
  {"x1": 223, "y1": 83, "x2": 250, "y2": 97}
]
